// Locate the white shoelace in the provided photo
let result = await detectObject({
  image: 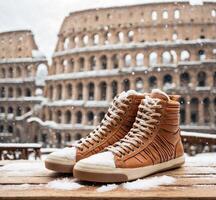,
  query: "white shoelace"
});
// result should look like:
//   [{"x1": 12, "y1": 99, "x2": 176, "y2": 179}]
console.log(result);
[
  {"x1": 107, "y1": 96, "x2": 162, "y2": 157},
  {"x1": 75, "y1": 92, "x2": 131, "y2": 151}
]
